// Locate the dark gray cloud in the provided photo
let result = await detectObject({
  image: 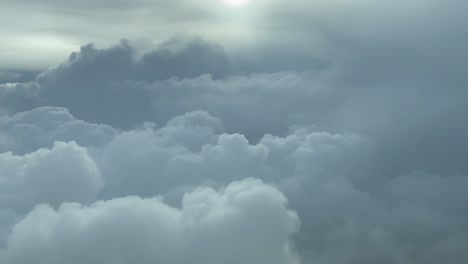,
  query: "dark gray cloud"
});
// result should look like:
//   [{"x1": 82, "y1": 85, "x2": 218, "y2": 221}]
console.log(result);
[
  {"x1": 0, "y1": 70, "x2": 41, "y2": 84},
  {"x1": 34, "y1": 37, "x2": 231, "y2": 128},
  {"x1": 0, "y1": 83, "x2": 39, "y2": 116}
]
